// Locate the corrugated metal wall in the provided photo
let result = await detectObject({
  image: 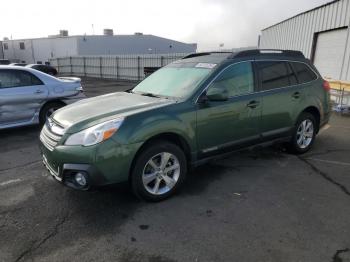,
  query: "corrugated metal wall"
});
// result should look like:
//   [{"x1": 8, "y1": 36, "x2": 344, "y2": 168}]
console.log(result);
[
  {"x1": 260, "y1": 0, "x2": 350, "y2": 80},
  {"x1": 50, "y1": 54, "x2": 187, "y2": 81},
  {"x1": 77, "y1": 35, "x2": 197, "y2": 55}
]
